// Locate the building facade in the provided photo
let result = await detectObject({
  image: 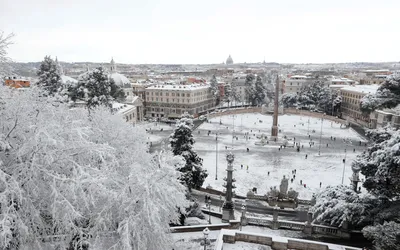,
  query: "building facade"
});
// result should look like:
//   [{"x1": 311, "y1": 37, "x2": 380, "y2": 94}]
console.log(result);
[
  {"x1": 339, "y1": 85, "x2": 379, "y2": 127},
  {"x1": 144, "y1": 83, "x2": 214, "y2": 118},
  {"x1": 4, "y1": 77, "x2": 30, "y2": 88},
  {"x1": 283, "y1": 75, "x2": 317, "y2": 94}
]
